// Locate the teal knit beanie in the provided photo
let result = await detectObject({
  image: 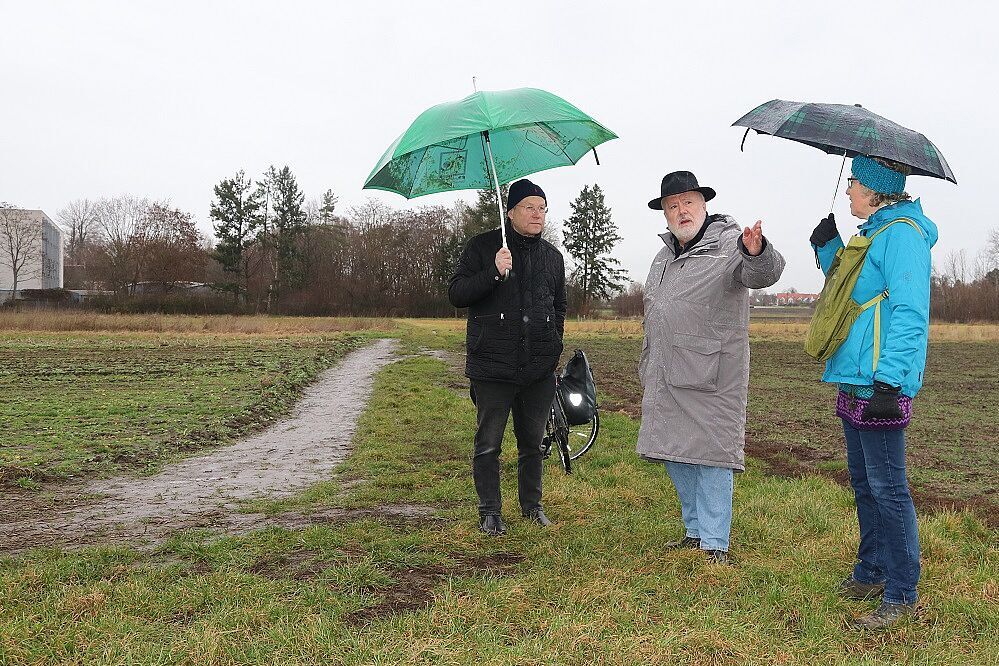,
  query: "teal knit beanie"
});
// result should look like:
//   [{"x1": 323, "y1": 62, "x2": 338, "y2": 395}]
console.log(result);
[{"x1": 851, "y1": 155, "x2": 906, "y2": 194}]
